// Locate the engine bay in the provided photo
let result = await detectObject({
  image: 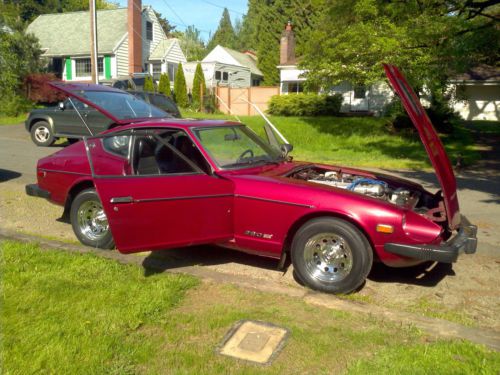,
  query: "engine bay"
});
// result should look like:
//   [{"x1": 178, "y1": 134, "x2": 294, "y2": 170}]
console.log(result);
[{"x1": 287, "y1": 166, "x2": 444, "y2": 220}]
